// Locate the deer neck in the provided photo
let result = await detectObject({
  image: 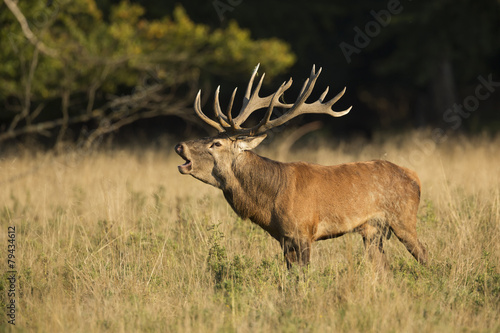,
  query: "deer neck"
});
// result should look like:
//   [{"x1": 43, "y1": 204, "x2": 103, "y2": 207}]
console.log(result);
[{"x1": 221, "y1": 151, "x2": 284, "y2": 228}]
